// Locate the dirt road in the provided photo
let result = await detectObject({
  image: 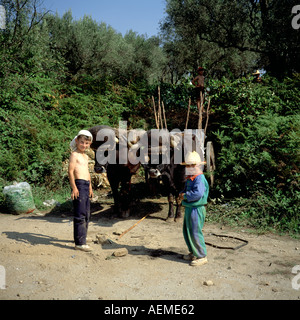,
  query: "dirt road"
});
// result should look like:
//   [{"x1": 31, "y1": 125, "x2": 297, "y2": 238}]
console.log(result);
[{"x1": 0, "y1": 199, "x2": 299, "y2": 300}]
